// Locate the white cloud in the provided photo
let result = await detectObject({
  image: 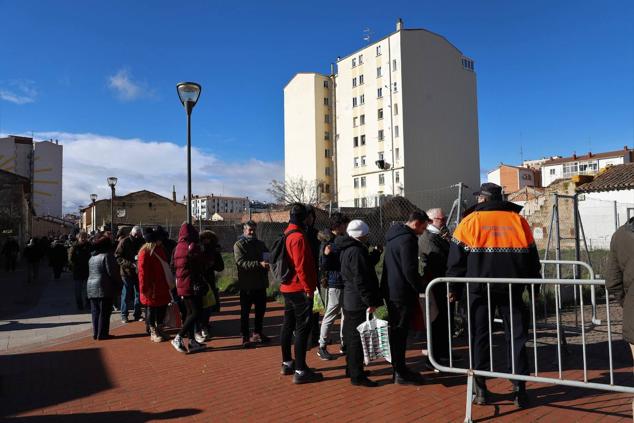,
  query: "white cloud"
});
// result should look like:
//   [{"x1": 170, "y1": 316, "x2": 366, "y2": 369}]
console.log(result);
[
  {"x1": 107, "y1": 69, "x2": 151, "y2": 101},
  {"x1": 0, "y1": 79, "x2": 37, "y2": 104},
  {"x1": 30, "y1": 131, "x2": 283, "y2": 213}
]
